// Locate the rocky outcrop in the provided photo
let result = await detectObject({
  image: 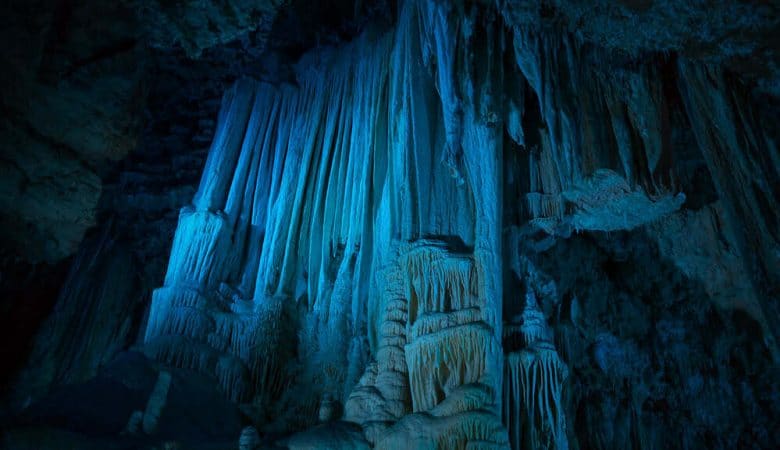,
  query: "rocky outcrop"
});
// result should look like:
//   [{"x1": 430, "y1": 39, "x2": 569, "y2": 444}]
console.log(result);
[
  {"x1": 524, "y1": 0, "x2": 780, "y2": 97},
  {"x1": 138, "y1": 0, "x2": 286, "y2": 57},
  {"x1": 0, "y1": 0, "x2": 146, "y2": 263},
  {"x1": 4, "y1": 352, "x2": 245, "y2": 448}
]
